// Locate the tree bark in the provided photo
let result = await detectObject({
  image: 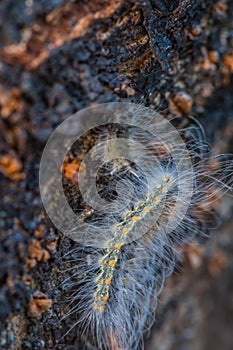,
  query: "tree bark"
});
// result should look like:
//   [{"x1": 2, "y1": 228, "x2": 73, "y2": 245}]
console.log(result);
[{"x1": 0, "y1": 0, "x2": 233, "y2": 349}]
